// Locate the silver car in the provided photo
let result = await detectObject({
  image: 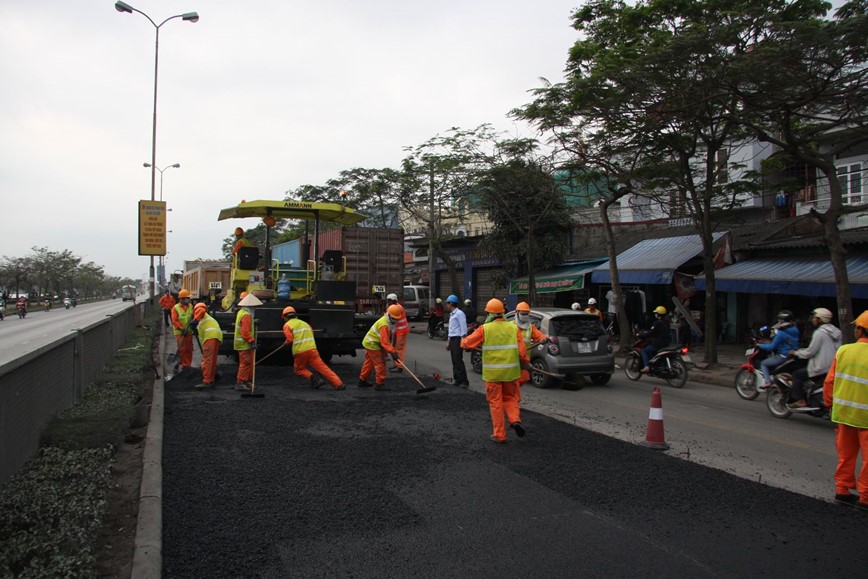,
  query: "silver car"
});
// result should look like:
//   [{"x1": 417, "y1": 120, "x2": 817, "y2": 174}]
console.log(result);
[{"x1": 506, "y1": 307, "x2": 615, "y2": 388}]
